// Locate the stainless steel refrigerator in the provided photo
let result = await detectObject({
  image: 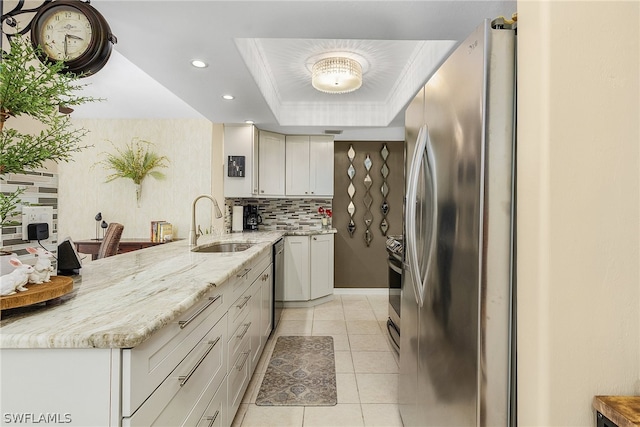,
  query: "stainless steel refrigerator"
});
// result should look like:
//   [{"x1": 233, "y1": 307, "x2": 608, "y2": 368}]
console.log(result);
[{"x1": 399, "y1": 19, "x2": 516, "y2": 427}]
